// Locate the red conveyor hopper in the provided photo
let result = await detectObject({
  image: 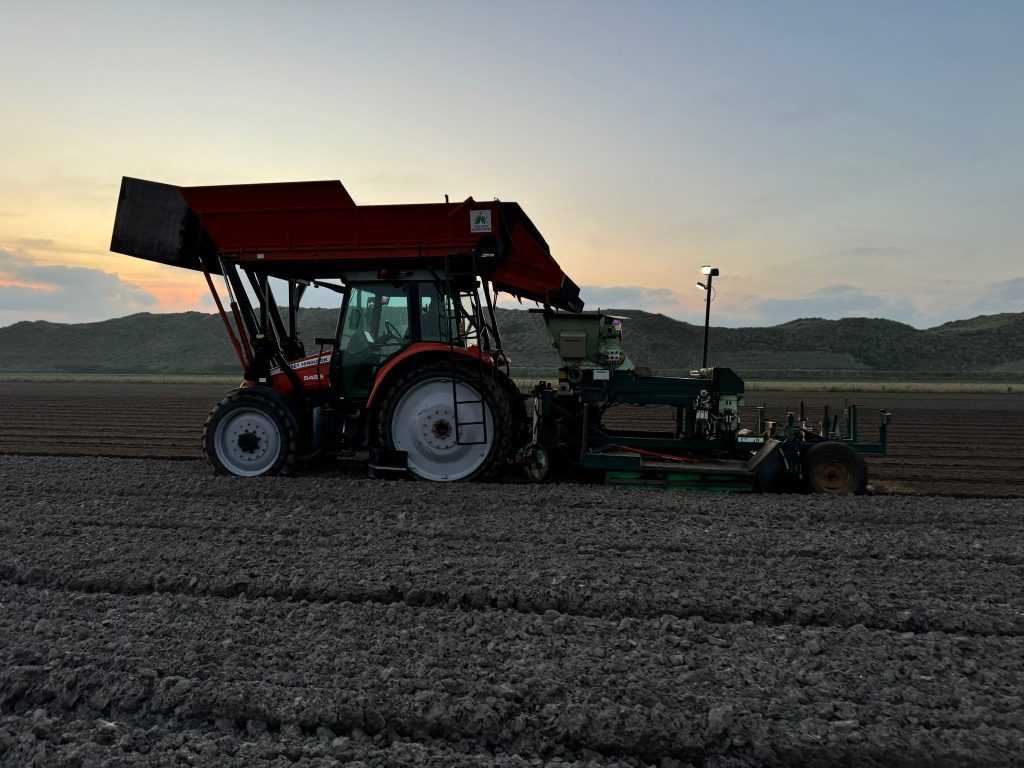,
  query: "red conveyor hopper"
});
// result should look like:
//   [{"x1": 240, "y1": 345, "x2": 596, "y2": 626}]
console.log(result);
[{"x1": 110, "y1": 177, "x2": 583, "y2": 311}]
